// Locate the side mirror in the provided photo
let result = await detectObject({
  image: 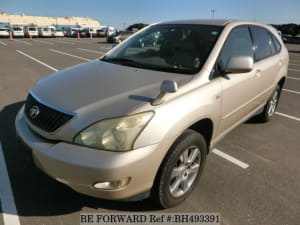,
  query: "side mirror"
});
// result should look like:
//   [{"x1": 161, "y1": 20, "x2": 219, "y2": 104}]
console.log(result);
[
  {"x1": 160, "y1": 80, "x2": 178, "y2": 93},
  {"x1": 152, "y1": 80, "x2": 178, "y2": 106},
  {"x1": 225, "y1": 56, "x2": 253, "y2": 73}
]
